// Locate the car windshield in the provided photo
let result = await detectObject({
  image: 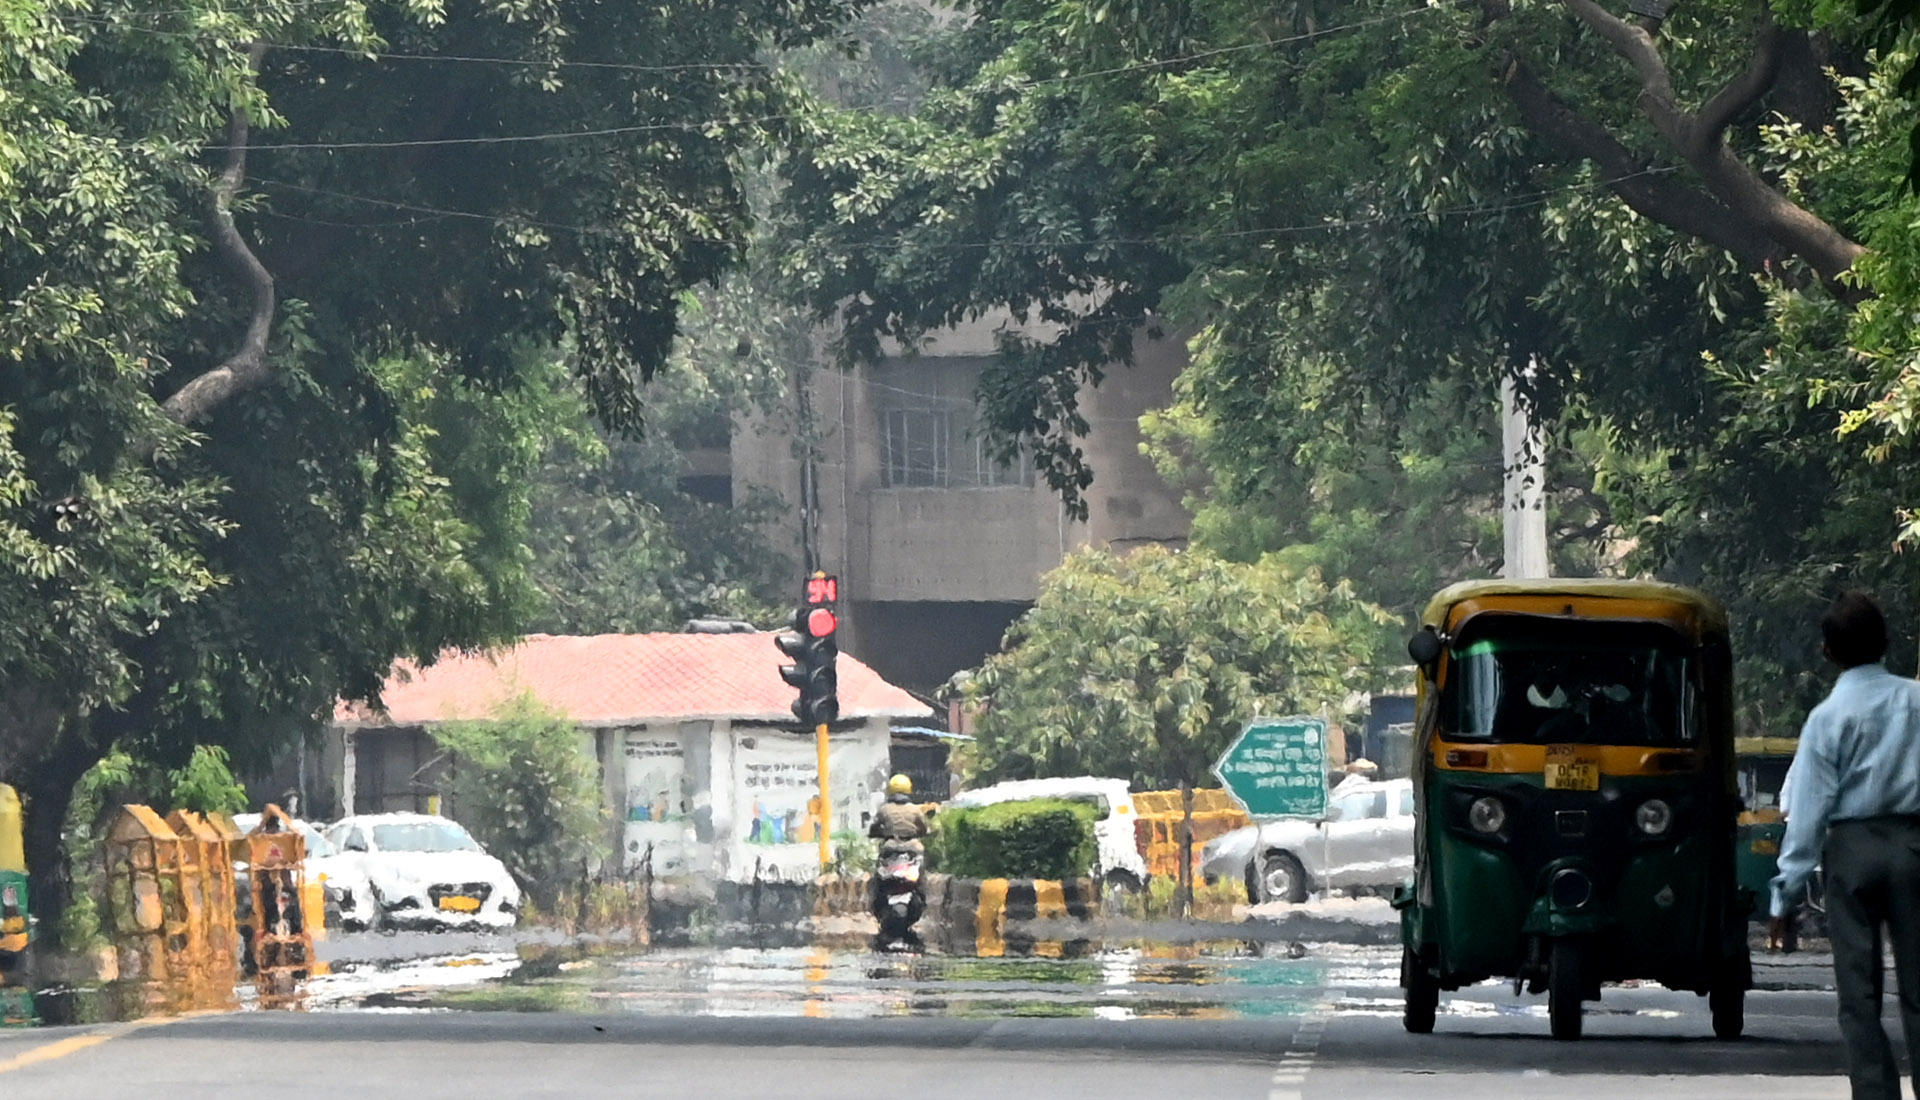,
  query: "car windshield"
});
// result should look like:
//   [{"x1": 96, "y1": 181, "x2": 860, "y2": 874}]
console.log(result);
[
  {"x1": 371, "y1": 821, "x2": 481, "y2": 853},
  {"x1": 1441, "y1": 620, "x2": 1698, "y2": 747},
  {"x1": 1326, "y1": 789, "x2": 1385, "y2": 822},
  {"x1": 299, "y1": 824, "x2": 337, "y2": 858}
]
